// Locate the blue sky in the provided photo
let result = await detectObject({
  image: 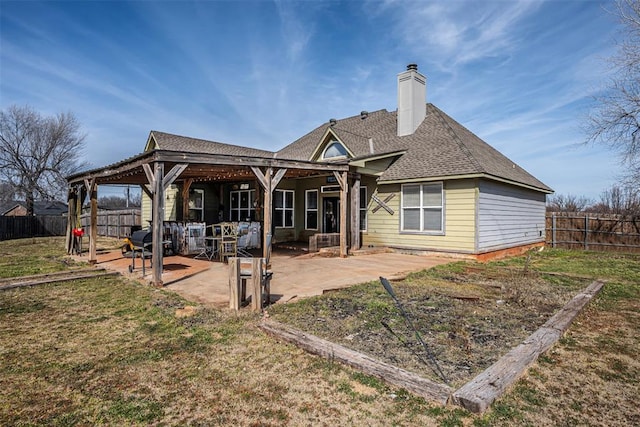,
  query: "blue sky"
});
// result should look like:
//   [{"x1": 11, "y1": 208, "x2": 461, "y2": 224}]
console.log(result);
[{"x1": 0, "y1": 0, "x2": 623, "y2": 200}]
